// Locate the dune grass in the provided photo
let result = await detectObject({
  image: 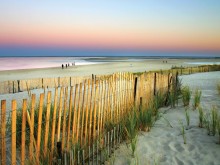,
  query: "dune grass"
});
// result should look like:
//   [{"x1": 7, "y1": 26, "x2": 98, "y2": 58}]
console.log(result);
[
  {"x1": 198, "y1": 106, "x2": 204, "y2": 128},
  {"x1": 211, "y1": 106, "x2": 218, "y2": 136},
  {"x1": 181, "y1": 86, "x2": 191, "y2": 107},
  {"x1": 123, "y1": 109, "x2": 139, "y2": 157},
  {"x1": 139, "y1": 107, "x2": 154, "y2": 132},
  {"x1": 179, "y1": 120, "x2": 186, "y2": 144},
  {"x1": 204, "y1": 113, "x2": 211, "y2": 135},
  {"x1": 193, "y1": 89, "x2": 202, "y2": 110},
  {"x1": 204, "y1": 106, "x2": 218, "y2": 136}
]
